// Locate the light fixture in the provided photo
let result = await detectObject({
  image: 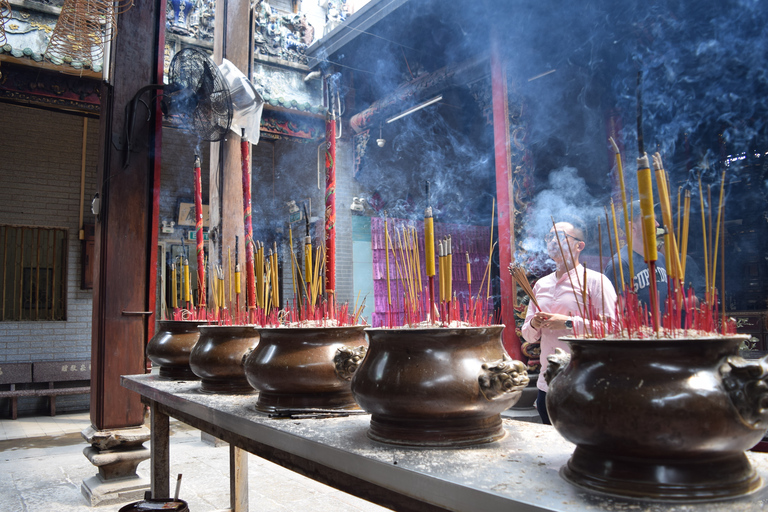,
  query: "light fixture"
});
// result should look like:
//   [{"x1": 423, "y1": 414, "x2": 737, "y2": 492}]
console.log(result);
[
  {"x1": 91, "y1": 193, "x2": 101, "y2": 219},
  {"x1": 350, "y1": 197, "x2": 366, "y2": 213},
  {"x1": 376, "y1": 123, "x2": 385, "y2": 147},
  {"x1": 386, "y1": 95, "x2": 443, "y2": 124}
]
